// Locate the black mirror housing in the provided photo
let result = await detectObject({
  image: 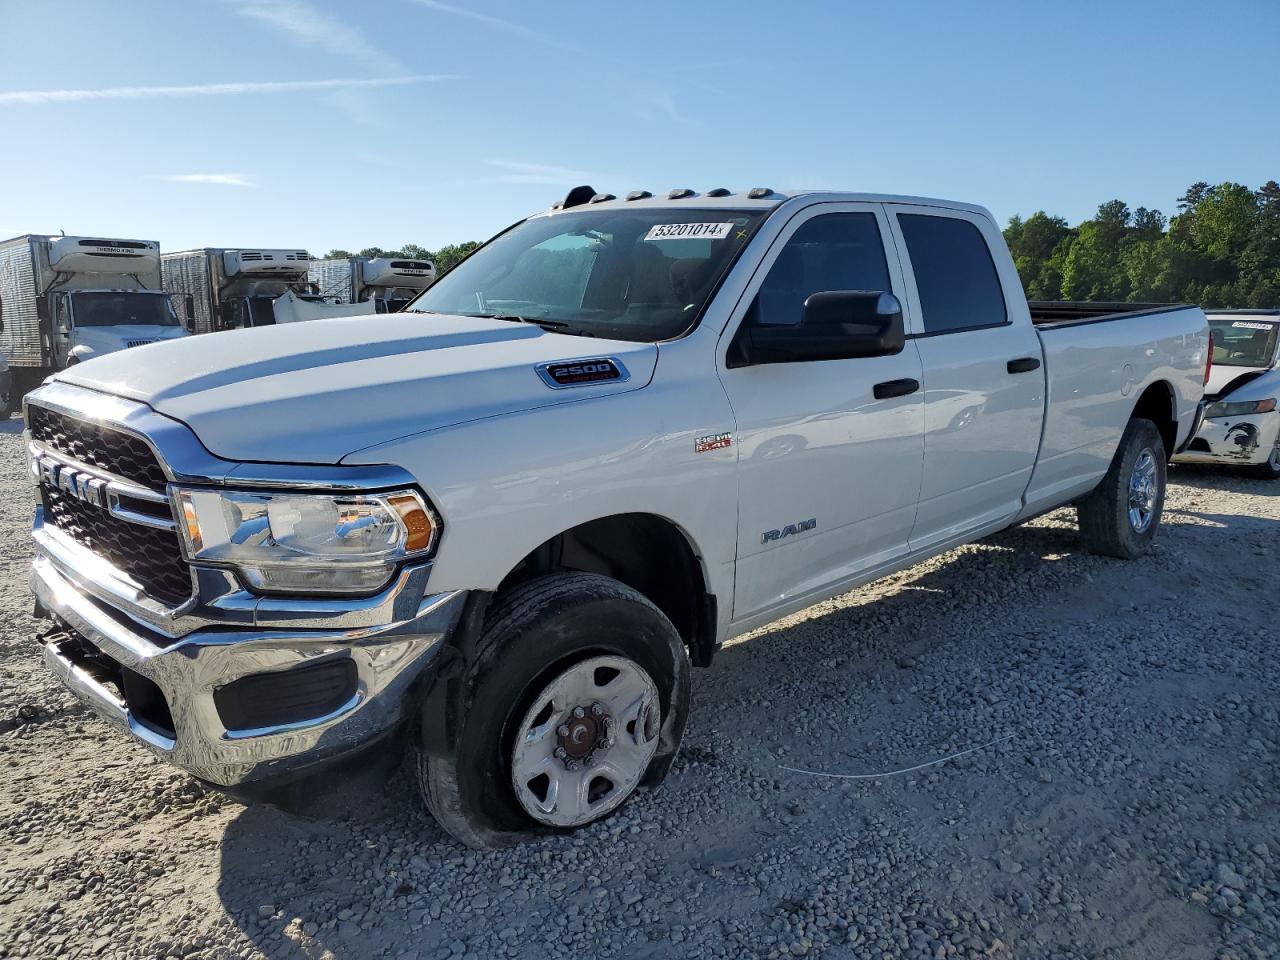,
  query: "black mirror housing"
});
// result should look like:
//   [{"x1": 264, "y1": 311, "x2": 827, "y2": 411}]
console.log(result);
[{"x1": 740, "y1": 290, "x2": 904, "y2": 365}]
